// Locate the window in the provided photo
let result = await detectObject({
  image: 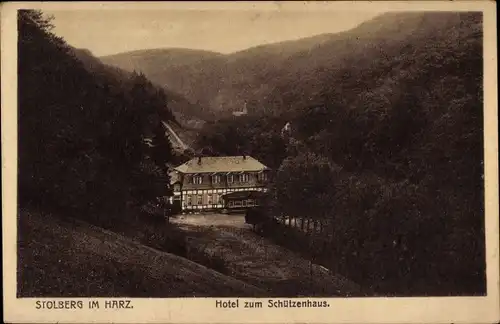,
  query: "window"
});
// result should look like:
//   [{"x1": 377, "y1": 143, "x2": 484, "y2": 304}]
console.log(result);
[
  {"x1": 197, "y1": 194, "x2": 203, "y2": 205},
  {"x1": 234, "y1": 201, "x2": 242, "y2": 207},
  {"x1": 207, "y1": 193, "x2": 213, "y2": 204},
  {"x1": 258, "y1": 172, "x2": 268, "y2": 181},
  {"x1": 228, "y1": 201, "x2": 234, "y2": 207},
  {"x1": 213, "y1": 193, "x2": 218, "y2": 205},
  {"x1": 242, "y1": 200, "x2": 247, "y2": 207},
  {"x1": 212, "y1": 175, "x2": 221, "y2": 184},
  {"x1": 247, "y1": 199, "x2": 254, "y2": 207},
  {"x1": 186, "y1": 195, "x2": 192, "y2": 206},
  {"x1": 227, "y1": 174, "x2": 234, "y2": 183},
  {"x1": 239, "y1": 173, "x2": 250, "y2": 182},
  {"x1": 193, "y1": 176, "x2": 203, "y2": 185}
]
